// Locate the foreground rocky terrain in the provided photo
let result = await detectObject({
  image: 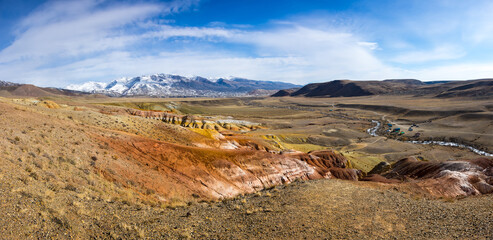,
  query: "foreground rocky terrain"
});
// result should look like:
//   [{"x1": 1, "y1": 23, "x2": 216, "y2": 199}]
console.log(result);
[
  {"x1": 0, "y1": 94, "x2": 492, "y2": 239},
  {"x1": 1, "y1": 178, "x2": 491, "y2": 239}
]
